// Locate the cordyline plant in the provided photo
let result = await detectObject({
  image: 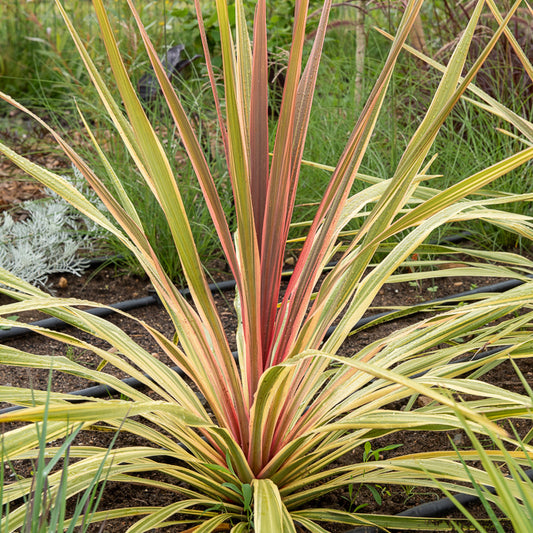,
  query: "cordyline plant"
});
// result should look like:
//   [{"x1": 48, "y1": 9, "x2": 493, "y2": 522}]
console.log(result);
[{"x1": 2, "y1": 0, "x2": 533, "y2": 530}]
